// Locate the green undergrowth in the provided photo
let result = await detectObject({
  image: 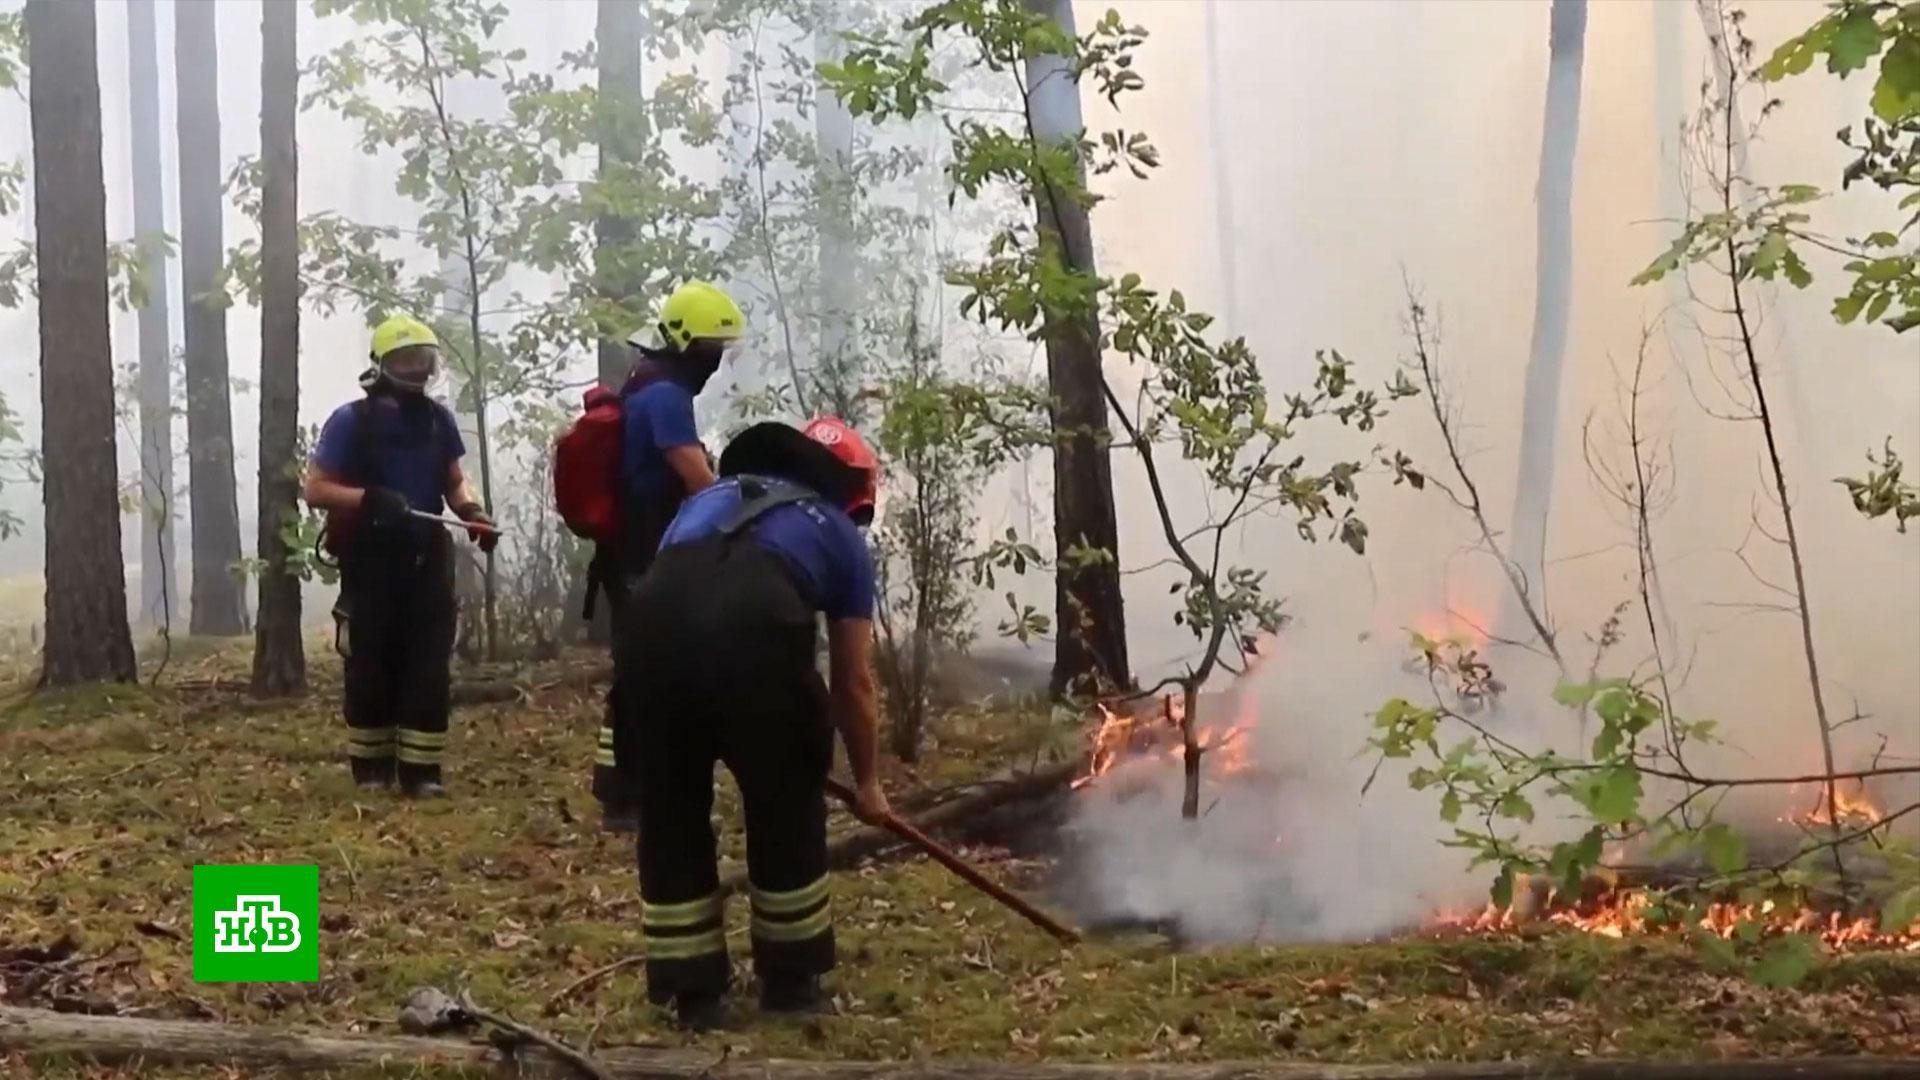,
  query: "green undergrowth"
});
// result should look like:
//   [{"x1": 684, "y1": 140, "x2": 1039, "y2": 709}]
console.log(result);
[{"x1": 3, "y1": 644, "x2": 1916, "y2": 1078}]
